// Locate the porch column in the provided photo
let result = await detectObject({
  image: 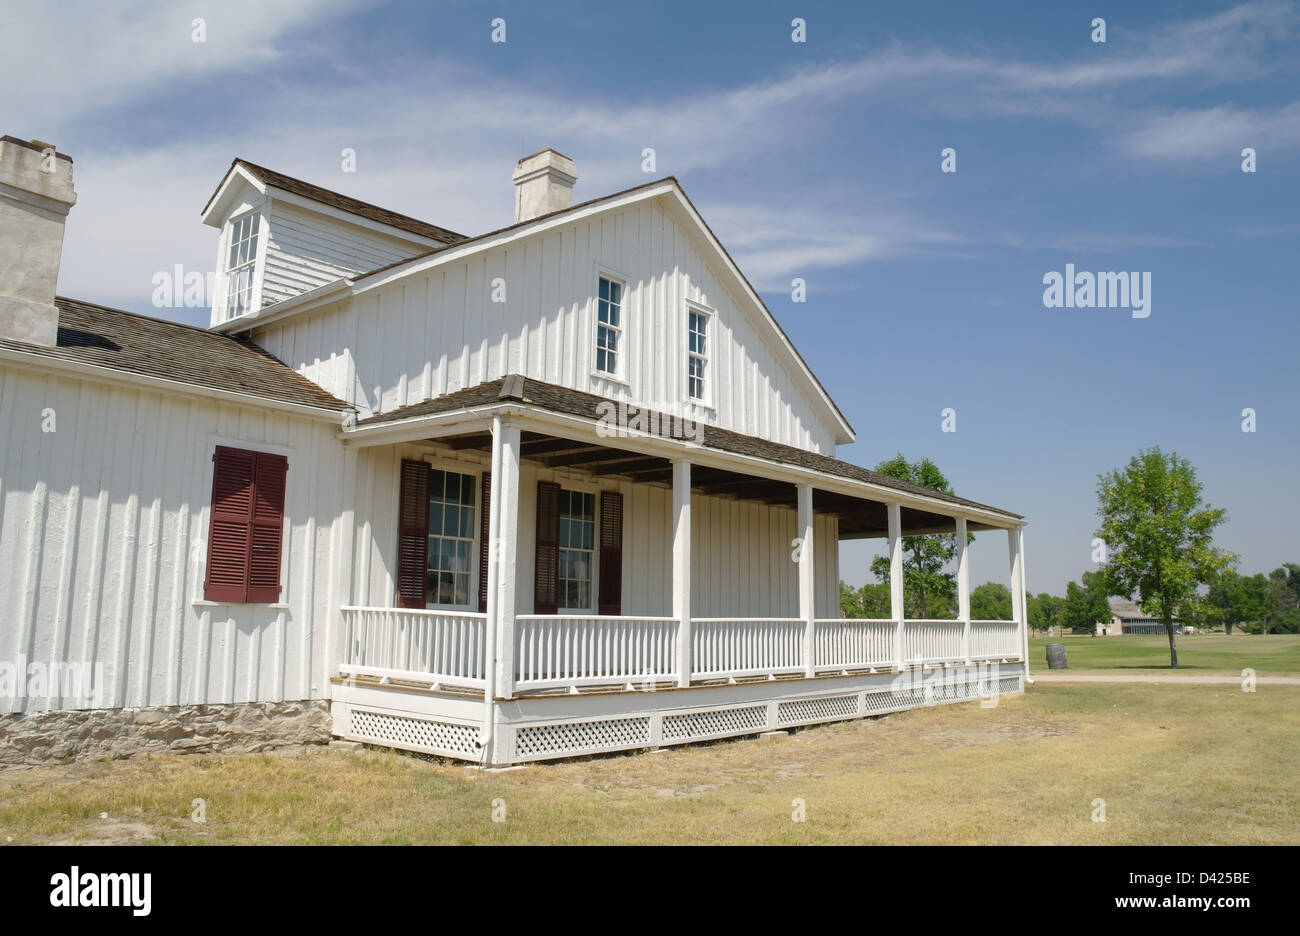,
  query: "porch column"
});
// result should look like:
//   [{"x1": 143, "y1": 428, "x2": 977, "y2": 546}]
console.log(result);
[
  {"x1": 1007, "y1": 526, "x2": 1024, "y2": 662},
  {"x1": 494, "y1": 421, "x2": 522, "y2": 698},
  {"x1": 1017, "y1": 528, "x2": 1031, "y2": 674},
  {"x1": 797, "y1": 482, "x2": 816, "y2": 677},
  {"x1": 673, "y1": 458, "x2": 692, "y2": 688},
  {"x1": 888, "y1": 502, "x2": 904, "y2": 672},
  {"x1": 956, "y1": 516, "x2": 971, "y2": 664}
]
